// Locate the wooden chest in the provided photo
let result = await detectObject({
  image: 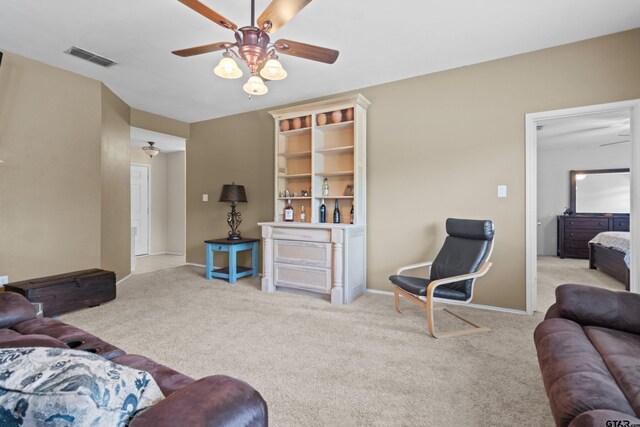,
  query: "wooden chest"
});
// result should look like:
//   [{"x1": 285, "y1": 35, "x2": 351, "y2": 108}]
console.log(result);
[{"x1": 5, "y1": 269, "x2": 116, "y2": 317}]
